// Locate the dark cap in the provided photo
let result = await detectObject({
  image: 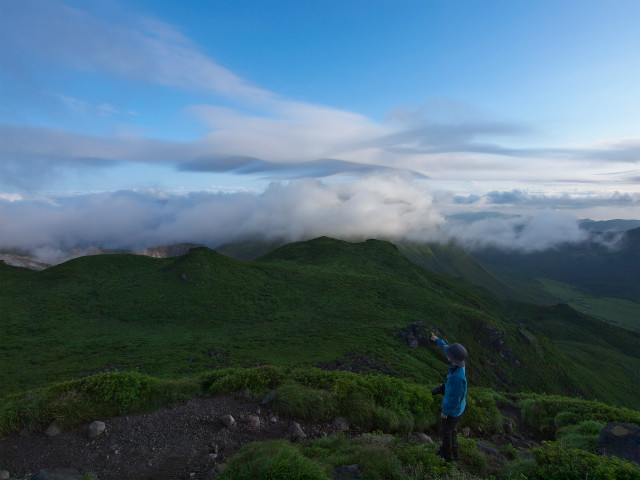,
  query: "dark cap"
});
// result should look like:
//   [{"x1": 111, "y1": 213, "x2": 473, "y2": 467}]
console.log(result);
[{"x1": 444, "y1": 343, "x2": 468, "y2": 367}]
